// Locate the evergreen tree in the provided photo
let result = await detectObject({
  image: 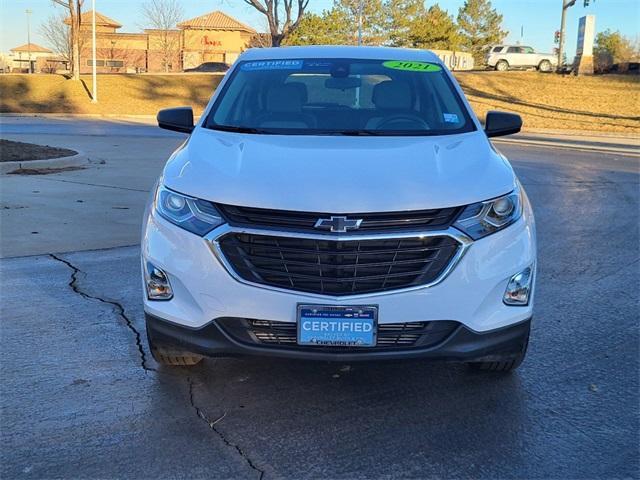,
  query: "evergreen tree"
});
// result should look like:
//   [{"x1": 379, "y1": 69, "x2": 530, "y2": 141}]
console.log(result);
[
  {"x1": 284, "y1": 10, "x2": 351, "y2": 46},
  {"x1": 385, "y1": 0, "x2": 426, "y2": 48},
  {"x1": 333, "y1": 0, "x2": 389, "y2": 45},
  {"x1": 410, "y1": 5, "x2": 461, "y2": 50},
  {"x1": 457, "y1": 0, "x2": 507, "y2": 64}
]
